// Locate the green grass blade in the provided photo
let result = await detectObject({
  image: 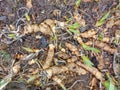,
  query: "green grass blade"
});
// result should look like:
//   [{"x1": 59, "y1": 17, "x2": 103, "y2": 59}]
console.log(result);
[
  {"x1": 69, "y1": 29, "x2": 79, "y2": 34},
  {"x1": 75, "y1": 0, "x2": 81, "y2": 7},
  {"x1": 22, "y1": 47, "x2": 33, "y2": 52},
  {"x1": 81, "y1": 55, "x2": 94, "y2": 67},
  {"x1": 0, "y1": 74, "x2": 12, "y2": 90},
  {"x1": 96, "y1": 11, "x2": 110, "y2": 27},
  {"x1": 100, "y1": 11, "x2": 110, "y2": 22},
  {"x1": 82, "y1": 44, "x2": 100, "y2": 53},
  {"x1": 95, "y1": 20, "x2": 105, "y2": 27},
  {"x1": 69, "y1": 23, "x2": 80, "y2": 29}
]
